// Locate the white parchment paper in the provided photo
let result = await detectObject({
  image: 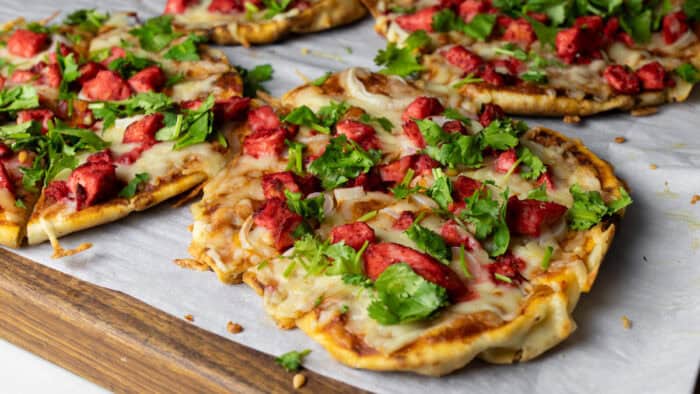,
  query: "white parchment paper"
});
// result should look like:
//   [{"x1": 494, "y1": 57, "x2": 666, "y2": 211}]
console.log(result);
[{"x1": 1, "y1": 2, "x2": 699, "y2": 393}]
